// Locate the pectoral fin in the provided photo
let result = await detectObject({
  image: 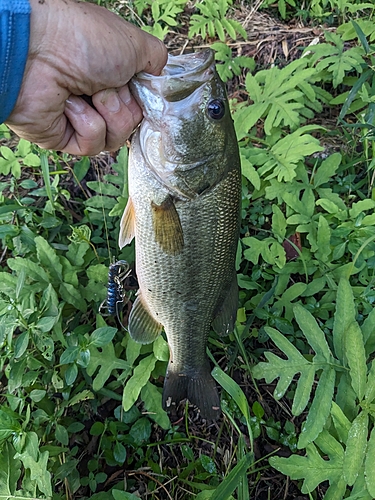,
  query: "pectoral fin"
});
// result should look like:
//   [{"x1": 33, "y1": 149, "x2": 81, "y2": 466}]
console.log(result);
[
  {"x1": 128, "y1": 293, "x2": 163, "y2": 344},
  {"x1": 118, "y1": 197, "x2": 135, "y2": 249},
  {"x1": 151, "y1": 196, "x2": 184, "y2": 255},
  {"x1": 212, "y1": 273, "x2": 238, "y2": 336}
]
